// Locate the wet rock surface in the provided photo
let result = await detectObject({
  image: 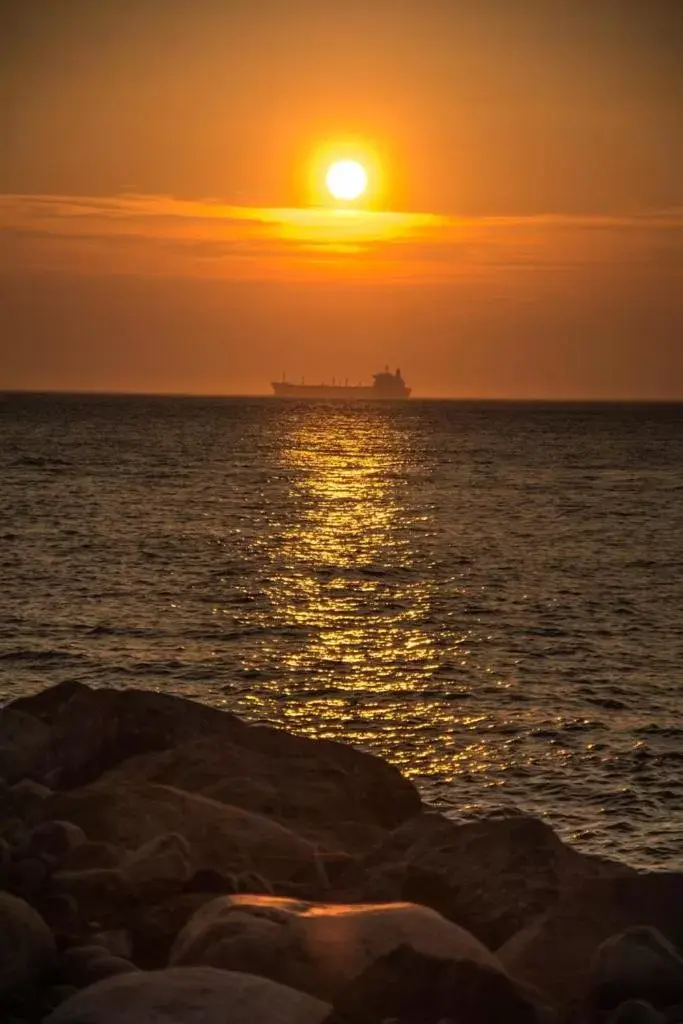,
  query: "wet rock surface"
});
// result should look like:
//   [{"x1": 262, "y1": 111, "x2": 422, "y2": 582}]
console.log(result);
[{"x1": 0, "y1": 682, "x2": 681, "y2": 1023}]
